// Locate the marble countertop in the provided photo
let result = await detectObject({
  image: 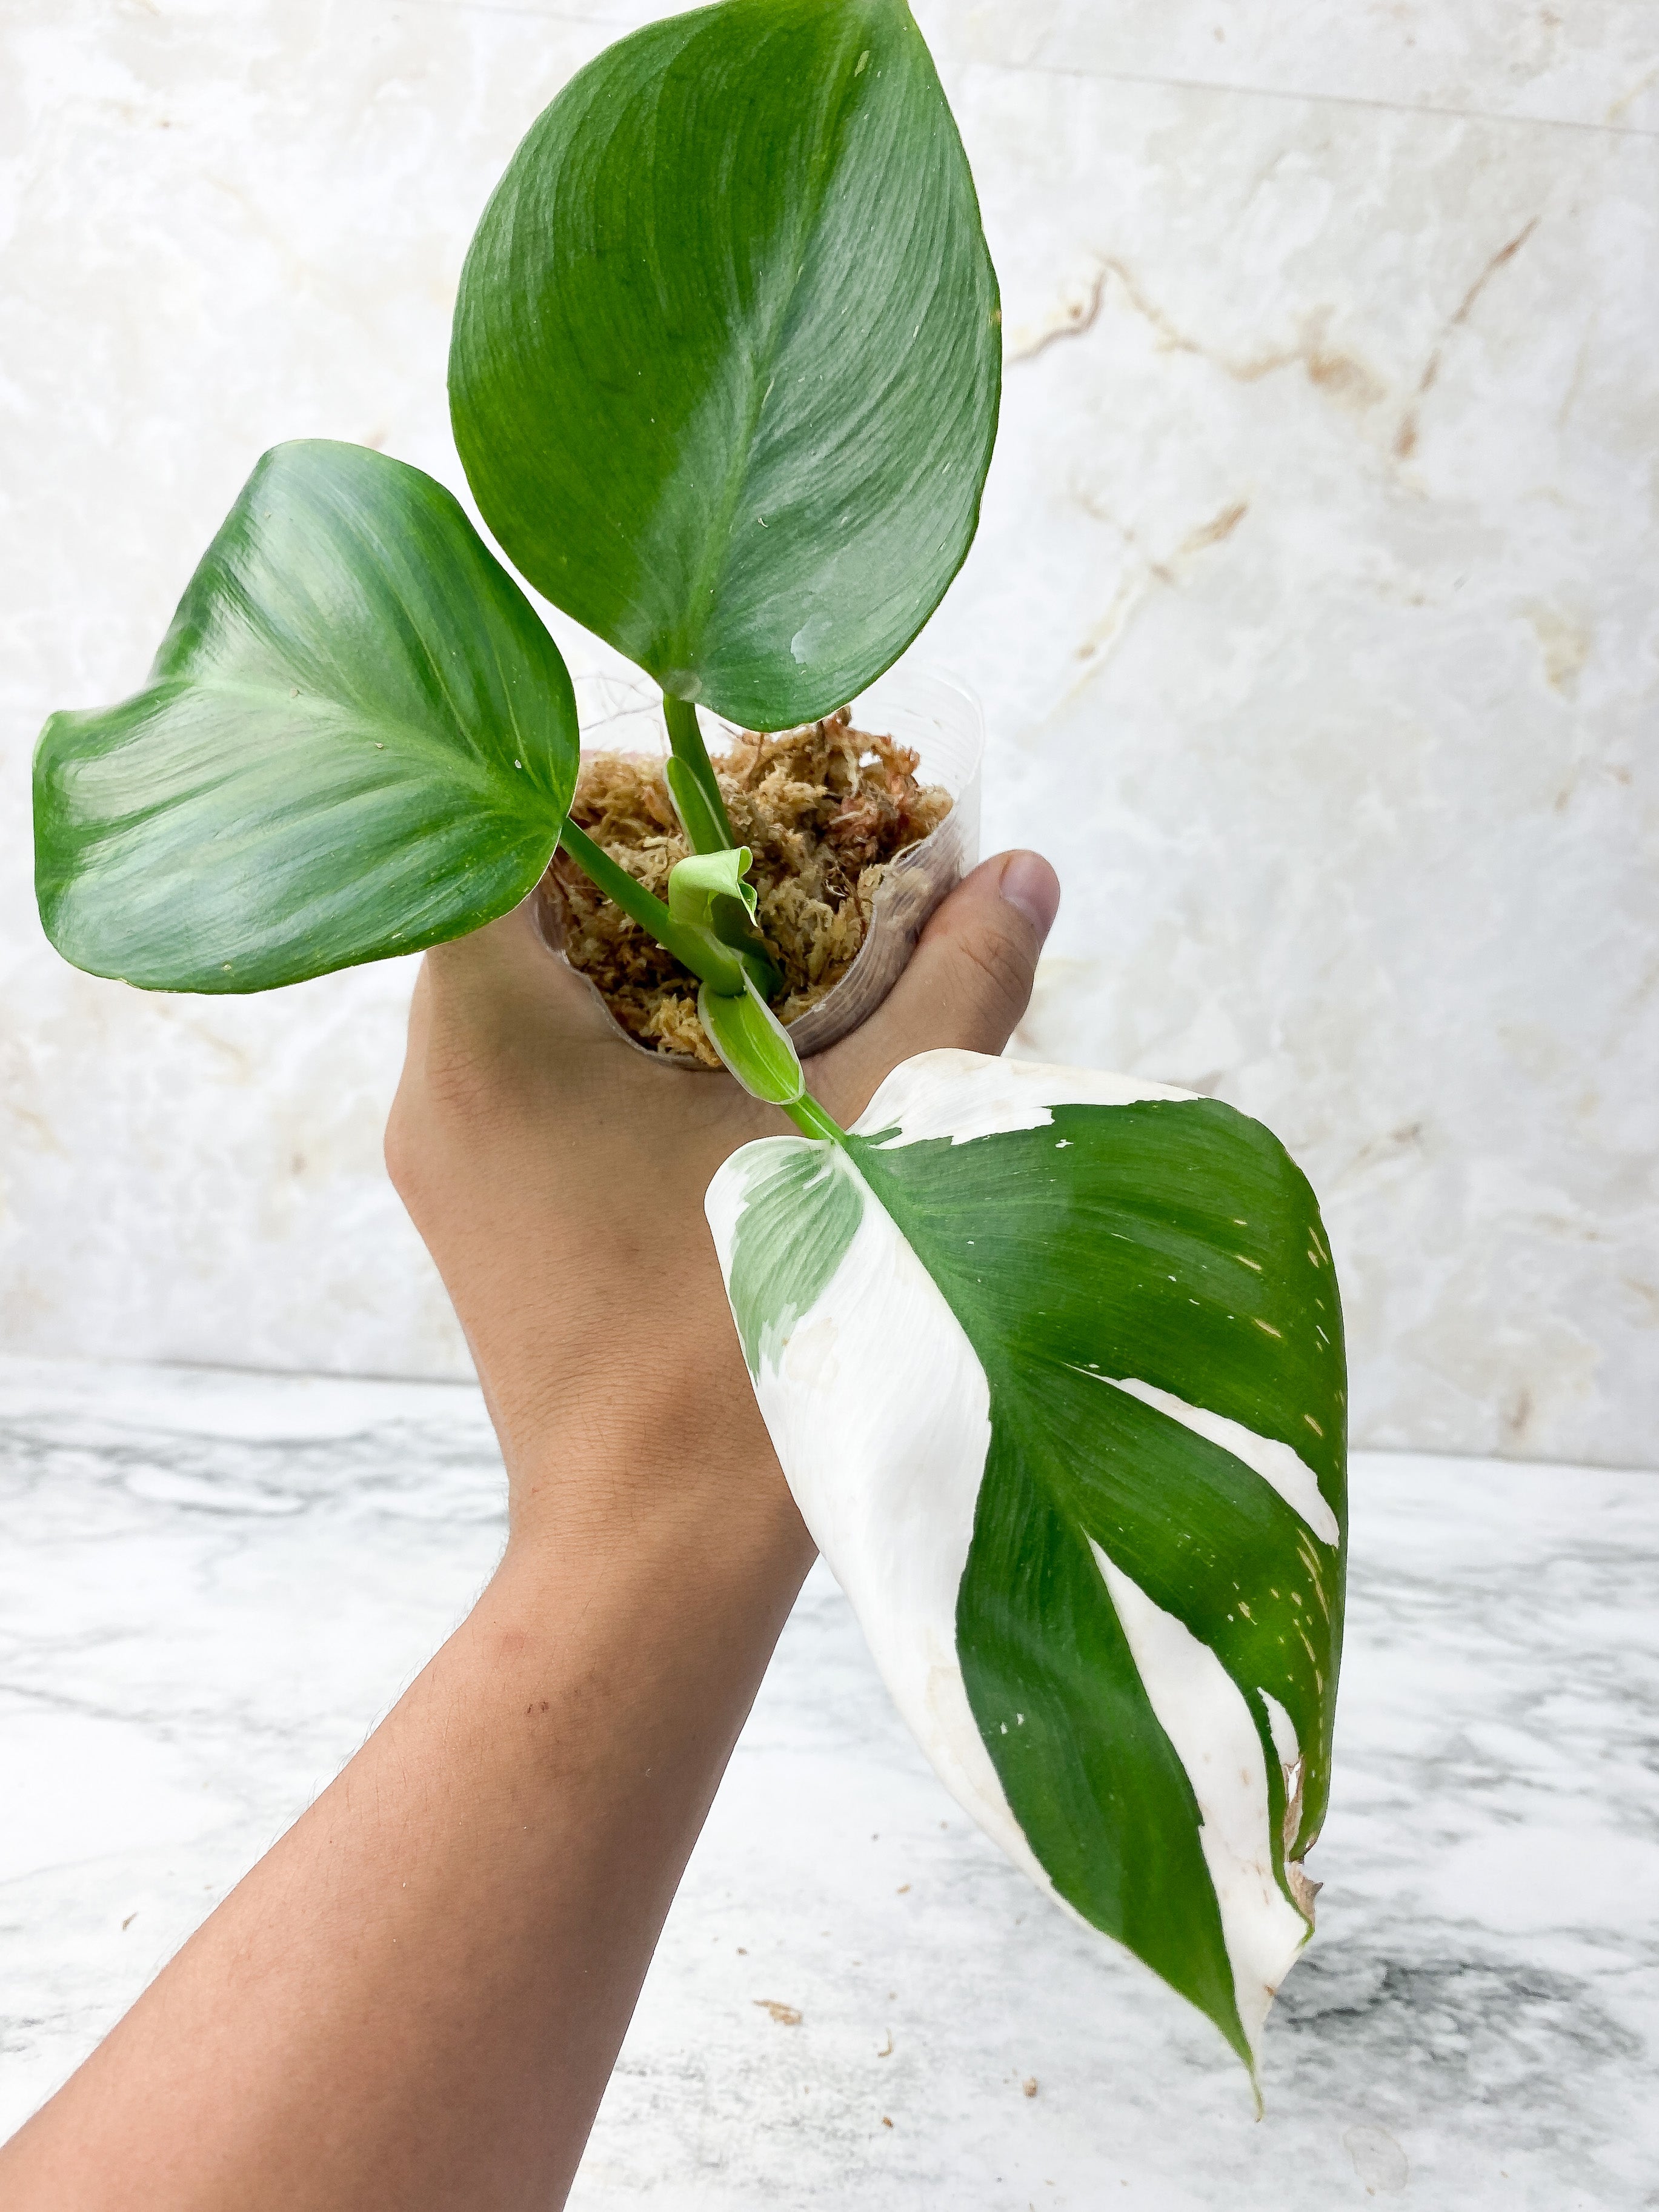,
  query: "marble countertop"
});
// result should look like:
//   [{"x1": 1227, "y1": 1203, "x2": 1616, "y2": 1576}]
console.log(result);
[{"x1": 1, "y1": 1356, "x2": 1654, "y2": 2208}]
